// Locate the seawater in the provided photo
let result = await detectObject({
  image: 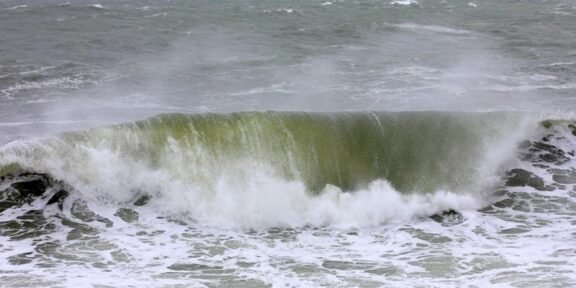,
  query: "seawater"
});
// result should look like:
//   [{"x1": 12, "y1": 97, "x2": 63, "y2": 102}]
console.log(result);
[{"x1": 1, "y1": 1, "x2": 576, "y2": 287}]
